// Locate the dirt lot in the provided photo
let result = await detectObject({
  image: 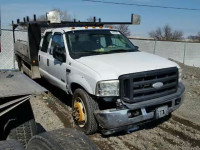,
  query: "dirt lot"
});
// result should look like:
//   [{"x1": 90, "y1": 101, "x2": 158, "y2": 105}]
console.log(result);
[
  {"x1": 30, "y1": 62, "x2": 200, "y2": 150},
  {"x1": 174, "y1": 62, "x2": 200, "y2": 125}
]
